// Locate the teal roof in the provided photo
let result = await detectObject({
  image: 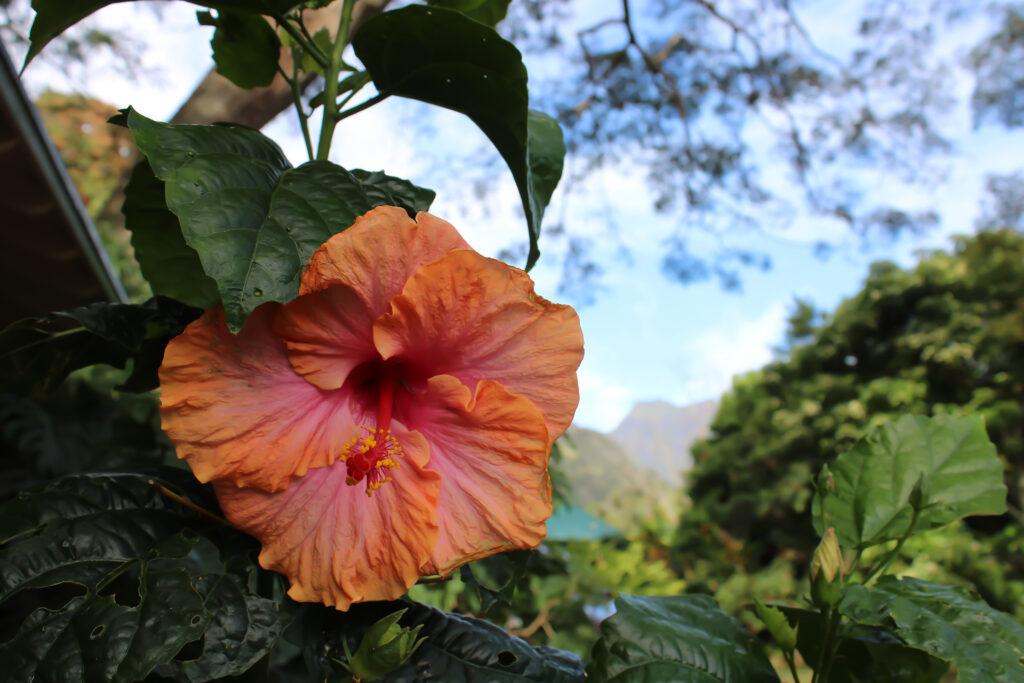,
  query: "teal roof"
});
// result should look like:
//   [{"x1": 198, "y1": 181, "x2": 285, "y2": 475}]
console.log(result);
[{"x1": 546, "y1": 505, "x2": 621, "y2": 541}]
